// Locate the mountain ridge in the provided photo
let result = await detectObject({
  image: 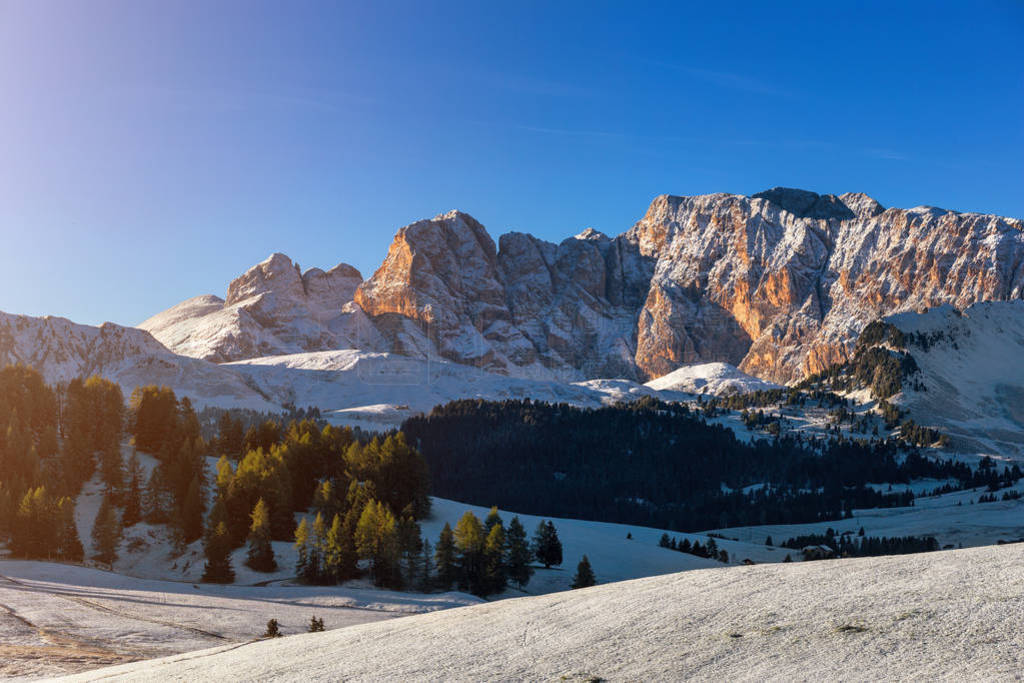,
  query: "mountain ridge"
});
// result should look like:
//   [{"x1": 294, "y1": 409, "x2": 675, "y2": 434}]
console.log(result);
[{"x1": 138, "y1": 188, "x2": 1024, "y2": 384}]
